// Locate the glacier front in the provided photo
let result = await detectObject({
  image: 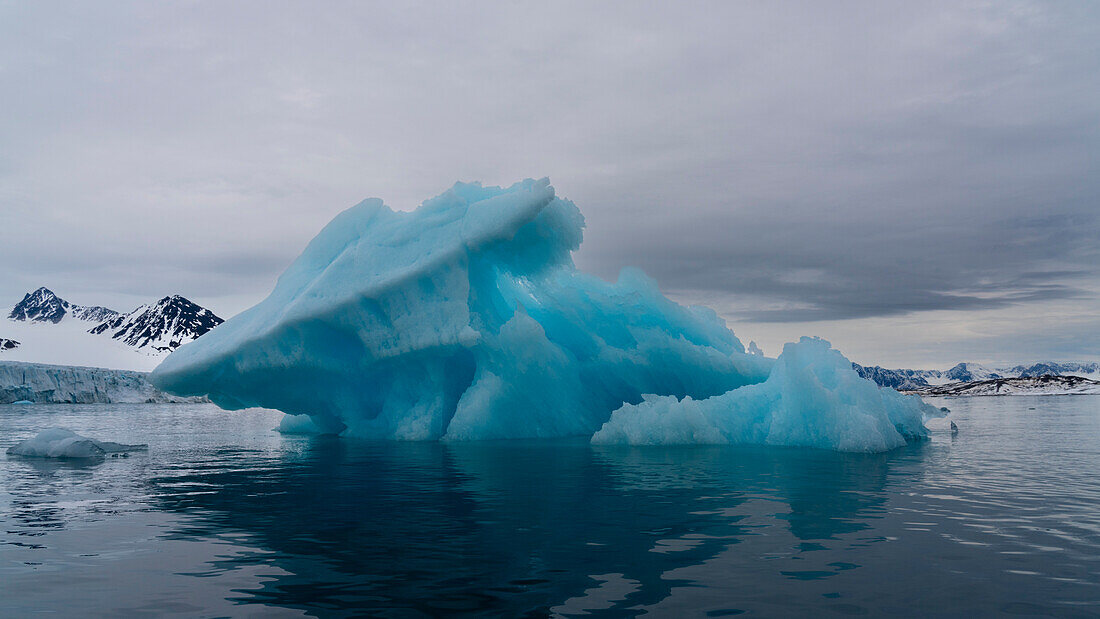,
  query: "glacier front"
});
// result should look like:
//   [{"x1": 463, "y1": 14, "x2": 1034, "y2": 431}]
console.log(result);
[{"x1": 151, "y1": 179, "x2": 939, "y2": 450}]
